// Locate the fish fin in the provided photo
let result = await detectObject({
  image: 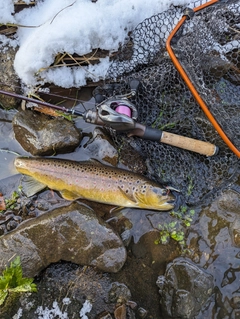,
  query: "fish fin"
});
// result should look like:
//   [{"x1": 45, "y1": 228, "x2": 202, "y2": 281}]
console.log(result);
[
  {"x1": 60, "y1": 189, "x2": 81, "y2": 201},
  {"x1": 134, "y1": 191, "x2": 149, "y2": 206},
  {"x1": 20, "y1": 175, "x2": 47, "y2": 197},
  {"x1": 110, "y1": 206, "x2": 125, "y2": 214},
  {"x1": 118, "y1": 187, "x2": 137, "y2": 204},
  {"x1": 88, "y1": 158, "x2": 104, "y2": 166},
  {"x1": 76, "y1": 159, "x2": 104, "y2": 167}
]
